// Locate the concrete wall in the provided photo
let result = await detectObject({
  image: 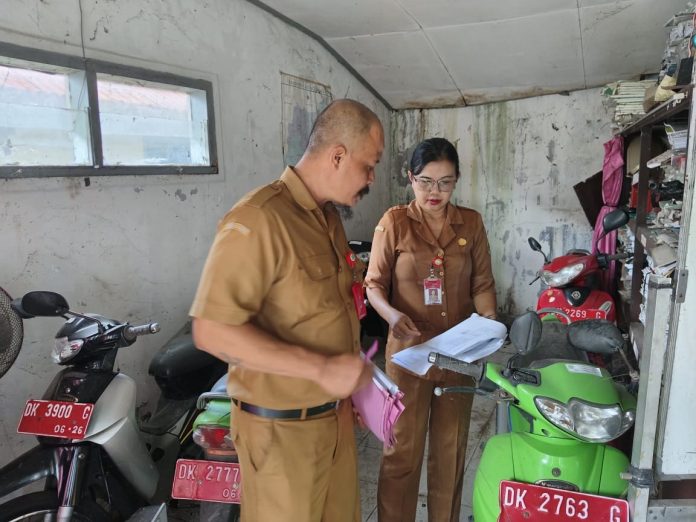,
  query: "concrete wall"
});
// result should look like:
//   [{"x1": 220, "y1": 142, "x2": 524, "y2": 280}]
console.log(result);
[
  {"x1": 391, "y1": 90, "x2": 613, "y2": 319},
  {"x1": 0, "y1": 0, "x2": 391, "y2": 464}
]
